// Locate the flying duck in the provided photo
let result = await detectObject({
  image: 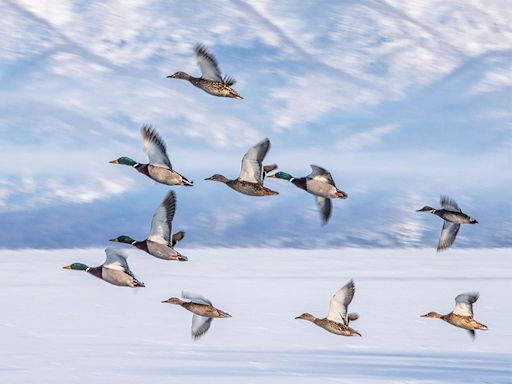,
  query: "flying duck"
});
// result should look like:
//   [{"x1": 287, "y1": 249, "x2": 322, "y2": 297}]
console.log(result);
[
  {"x1": 295, "y1": 280, "x2": 361, "y2": 337},
  {"x1": 167, "y1": 44, "x2": 243, "y2": 99},
  {"x1": 110, "y1": 191, "x2": 187, "y2": 261},
  {"x1": 162, "y1": 291, "x2": 231, "y2": 340},
  {"x1": 63, "y1": 247, "x2": 144, "y2": 287},
  {"x1": 268, "y1": 165, "x2": 348, "y2": 224},
  {"x1": 110, "y1": 124, "x2": 193, "y2": 186},
  {"x1": 421, "y1": 292, "x2": 488, "y2": 339},
  {"x1": 205, "y1": 138, "x2": 278, "y2": 196},
  {"x1": 417, "y1": 195, "x2": 478, "y2": 251}
]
